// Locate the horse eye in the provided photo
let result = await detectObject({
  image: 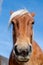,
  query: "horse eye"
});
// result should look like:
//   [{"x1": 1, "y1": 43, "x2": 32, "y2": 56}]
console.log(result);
[
  {"x1": 32, "y1": 21, "x2": 34, "y2": 24},
  {"x1": 11, "y1": 21, "x2": 14, "y2": 25}
]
